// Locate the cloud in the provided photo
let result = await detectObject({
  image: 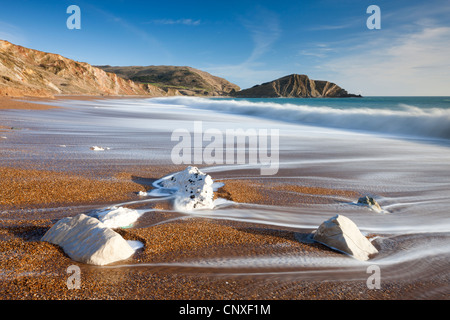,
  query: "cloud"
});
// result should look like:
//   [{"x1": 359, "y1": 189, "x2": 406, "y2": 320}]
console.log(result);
[
  {"x1": 0, "y1": 21, "x2": 26, "y2": 45},
  {"x1": 298, "y1": 44, "x2": 336, "y2": 58},
  {"x1": 203, "y1": 8, "x2": 282, "y2": 89},
  {"x1": 307, "y1": 22, "x2": 356, "y2": 31},
  {"x1": 146, "y1": 19, "x2": 201, "y2": 26},
  {"x1": 90, "y1": 7, "x2": 173, "y2": 61},
  {"x1": 240, "y1": 8, "x2": 281, "y2": 64},
  {"x1": 320, "y1": 26, "x2": 450, "y2": 96}
]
